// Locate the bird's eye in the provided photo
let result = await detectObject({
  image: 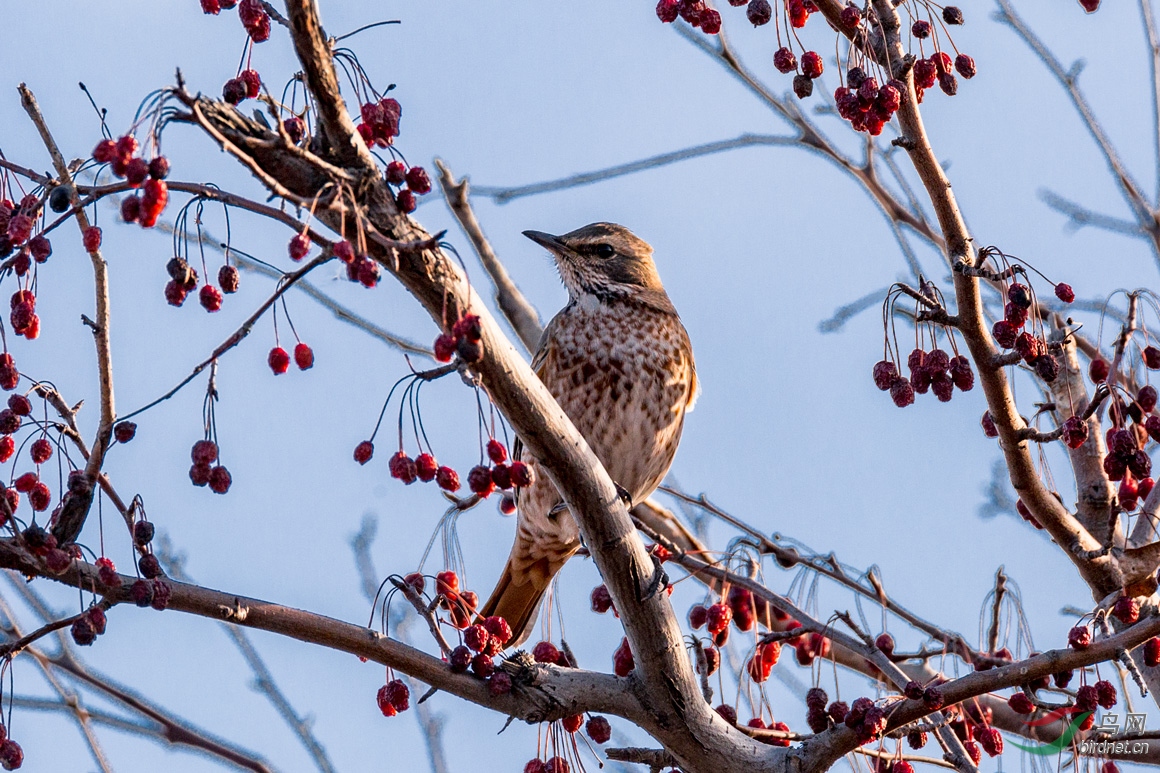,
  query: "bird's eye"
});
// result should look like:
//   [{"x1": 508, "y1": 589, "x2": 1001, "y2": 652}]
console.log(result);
[{"x1": 594, "y1": 243, "x2": 615, "y2": 258}]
